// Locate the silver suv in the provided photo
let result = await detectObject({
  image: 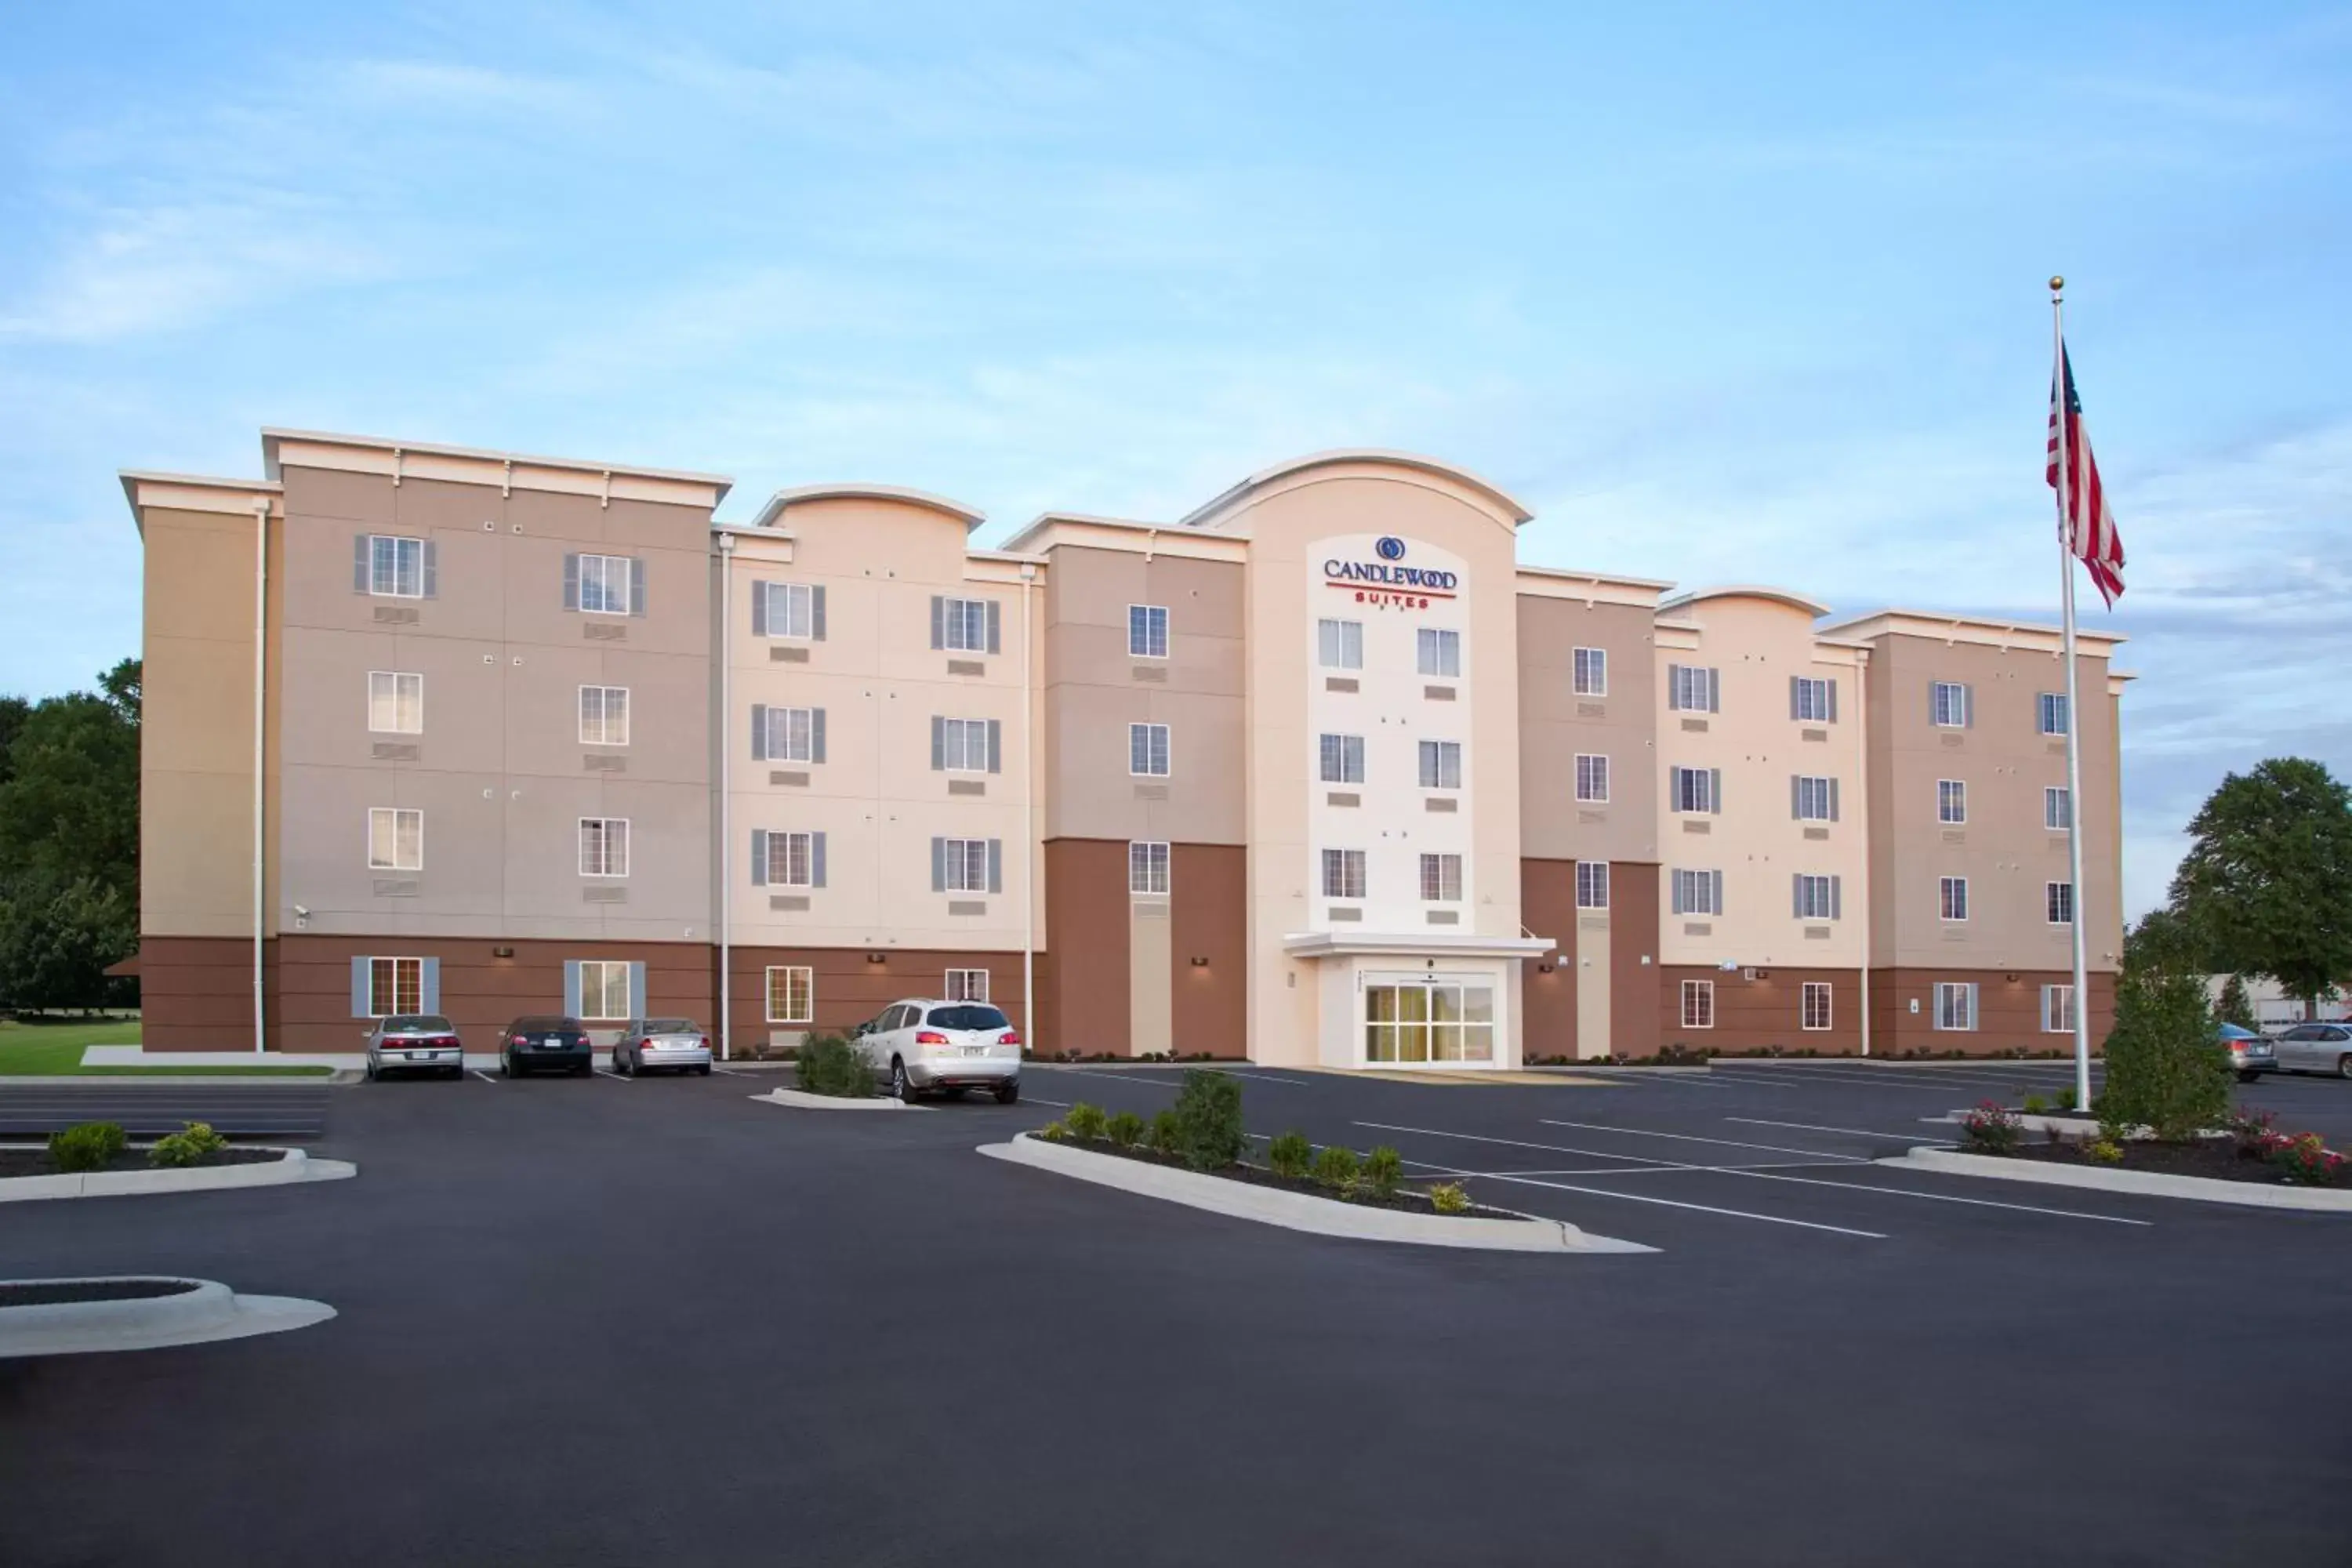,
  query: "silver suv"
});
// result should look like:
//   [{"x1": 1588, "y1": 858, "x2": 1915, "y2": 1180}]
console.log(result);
[{"x1": 855, "y1": 999, "x2": 1022, "y2": 1103}]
